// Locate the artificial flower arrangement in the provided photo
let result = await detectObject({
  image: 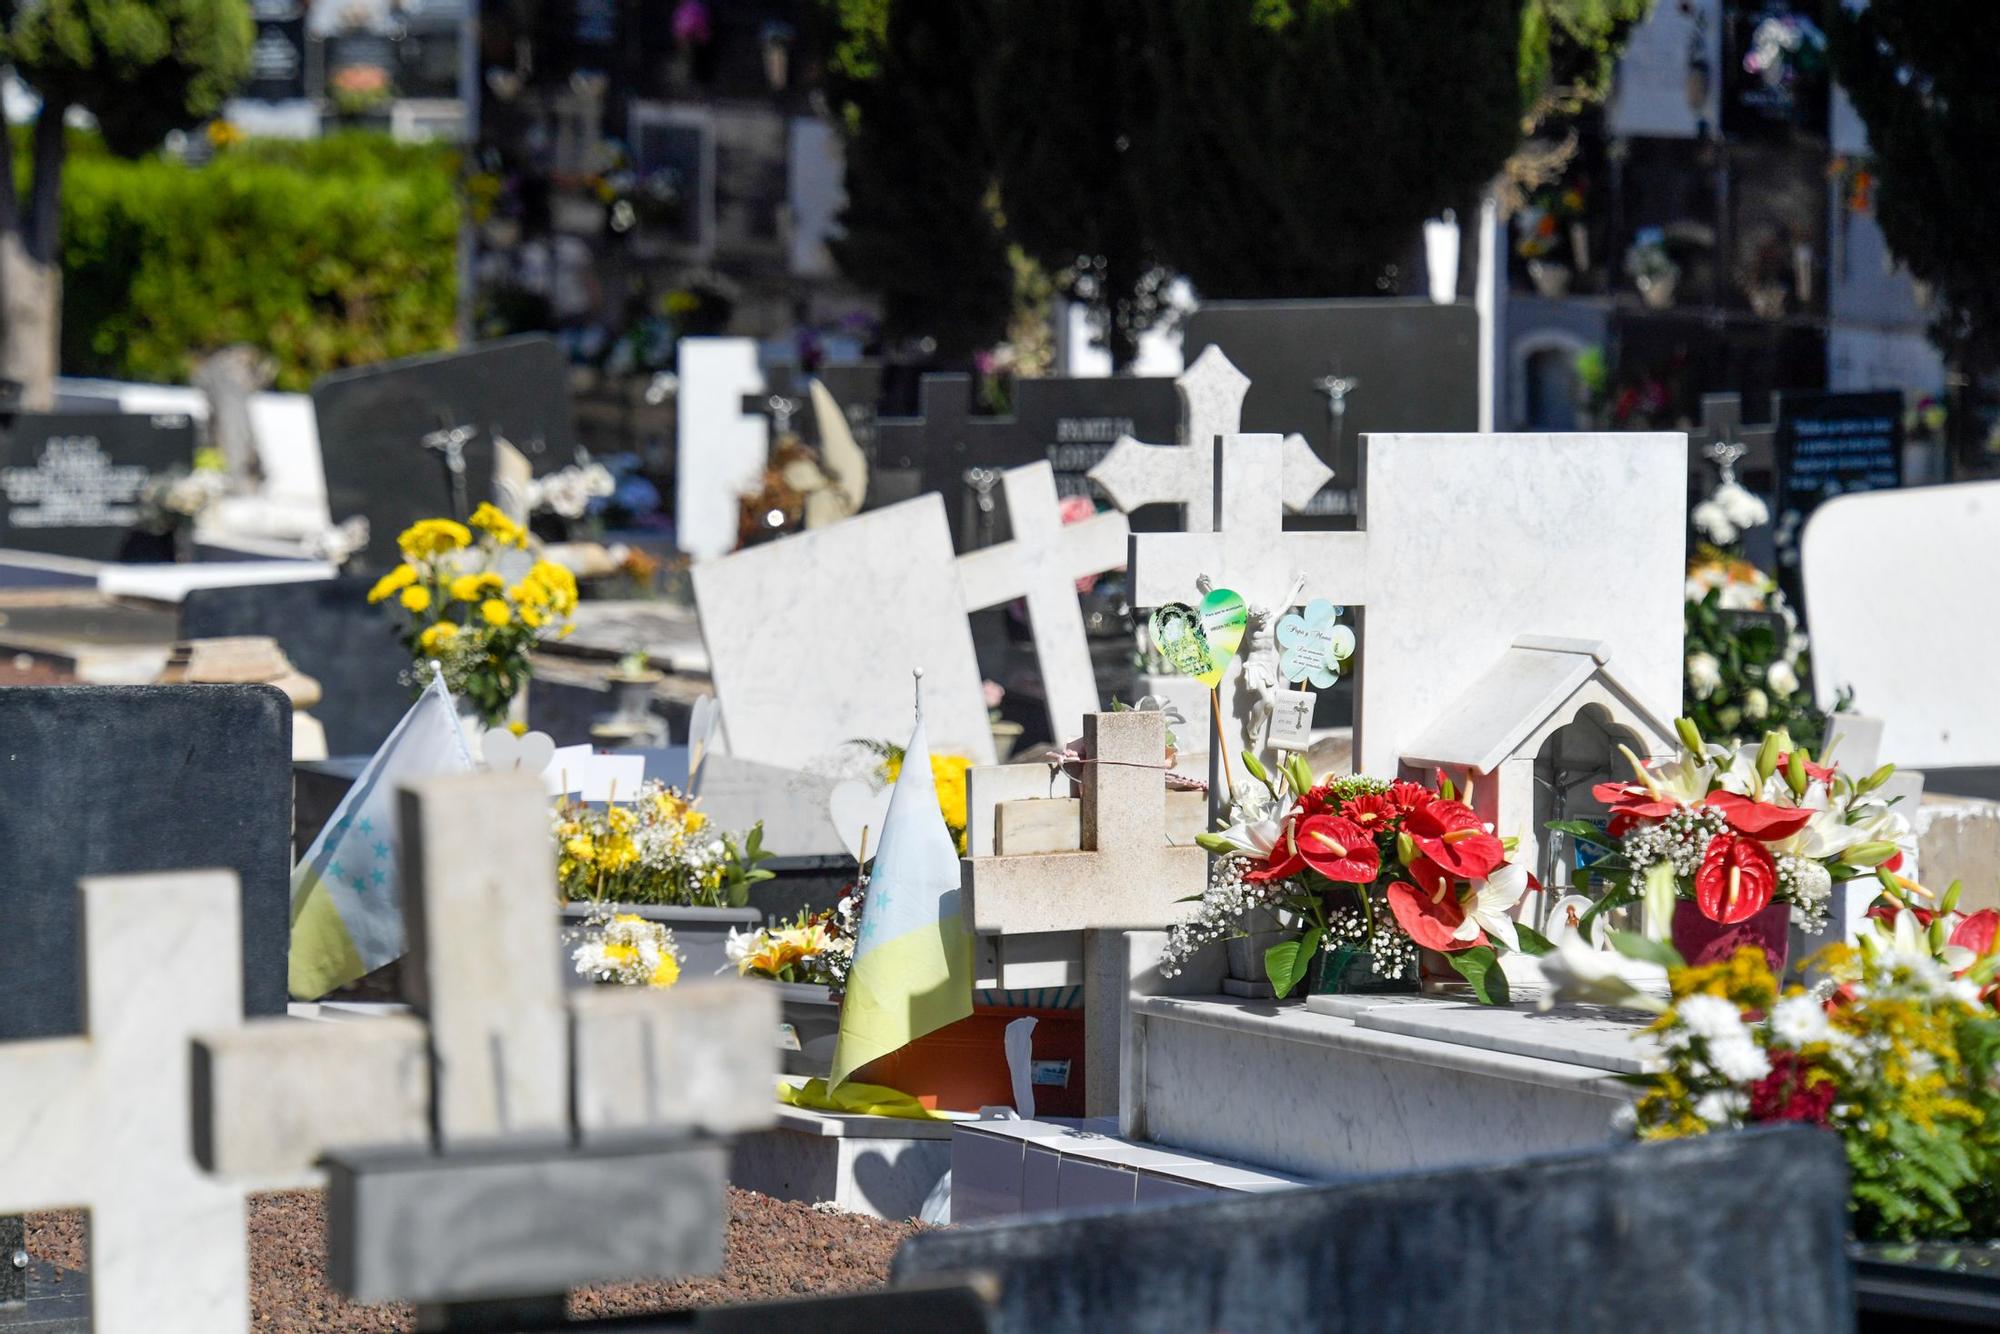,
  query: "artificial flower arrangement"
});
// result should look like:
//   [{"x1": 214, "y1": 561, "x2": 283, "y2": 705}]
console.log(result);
[
  {"x1": 1161, "y1": 753, "x2": 1544, "y2": 1004},
  {"x1": 726, "y1": 887, "x2": 865, "y2": 997},
  {"x1": 553, "y1": 780, "x2": 774, "y2": 909},
  {"x1": 1552, "y1": 722, "x2": 1911, "y2": 966},
  {"x1": 849, "y1": 740, "x2": 973, "y2": 853},
  {"x1": 568, "y1": 910, "x2": 683, "y2": 990},
  {"x1": 367, "y1": 504, "x2": 580, "y2": 727},
  {"x1": 1557, "y1": 872, "x2": 2000, "y2": 1244},
  {"x1": 137, "y1": 446, "x2": 230, "y2": 535}
]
